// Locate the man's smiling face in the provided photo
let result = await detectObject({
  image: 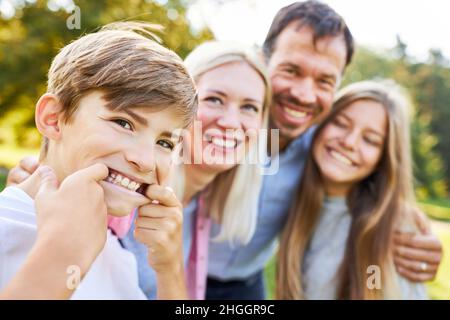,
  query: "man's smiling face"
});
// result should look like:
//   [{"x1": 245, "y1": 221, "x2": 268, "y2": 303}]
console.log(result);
[
  {"x1": 267, "y1": 23, "x2": 347, "y2": 146},
  {"x1": 47, "y1": 90, "x2": 182, "y2": 216}
]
